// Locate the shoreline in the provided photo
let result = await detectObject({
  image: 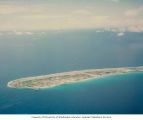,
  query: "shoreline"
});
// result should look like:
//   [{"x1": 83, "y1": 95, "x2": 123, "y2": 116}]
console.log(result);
[{"x1": 7, "y1": 66, "x2": 143, "y2": 90}]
